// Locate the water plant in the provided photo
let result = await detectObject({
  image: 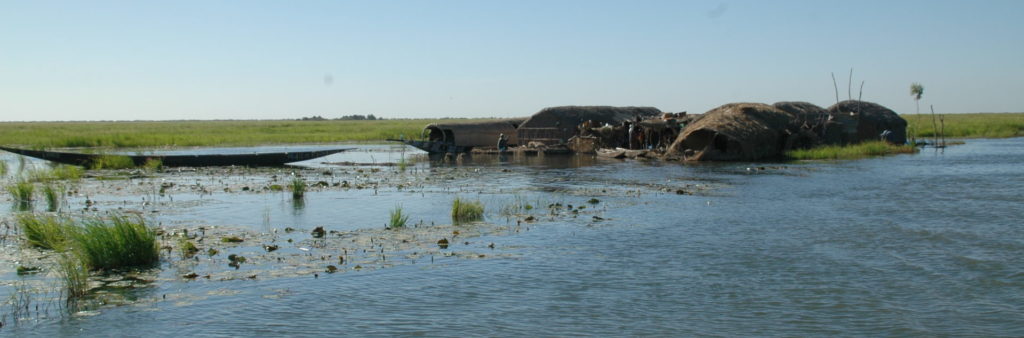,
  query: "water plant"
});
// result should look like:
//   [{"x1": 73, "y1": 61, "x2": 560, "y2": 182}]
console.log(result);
[
  {"x1": 451, "y1": 197, "x2": 485, "y2": 224},
  {"x1": 7, "y1": 180, "x2": 35, "y2": 203},
  {"x1": 56, "y1": 253, "x2": 89, "y2": 300},
  {"x1": 142, "y1": 158, "x2": 163, "y2": 172},
  {"x1": 89, "y1": 155, "x2": 135, "y2": 170},
  {"x1": 17, "y1": 213, "x2": 71, "y2": 250},
  {"x1": 29, "y1": 165, "x2": 84, "y2": 182},
  {"x1": 389, "y1": 204, "x2": 410, "y2": 228},
  {"x1": 42, "y1": 183, "x2": 63, "y2": 211},
  {"x1": 291, "y1": 177, "x2": 306, "y2": 199},
  {"x1": 0, "y1": 160, "x2": 7, "y2": 176},
  {"x1": 178, "y1": 237, "x2": 199, "y2": 258},
  {"x1": 72, "y1": 215, "x2": 159, "y2": 271},
  {"x1": 785, "y1": 141, "x2": 917, "y2": 160}
]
